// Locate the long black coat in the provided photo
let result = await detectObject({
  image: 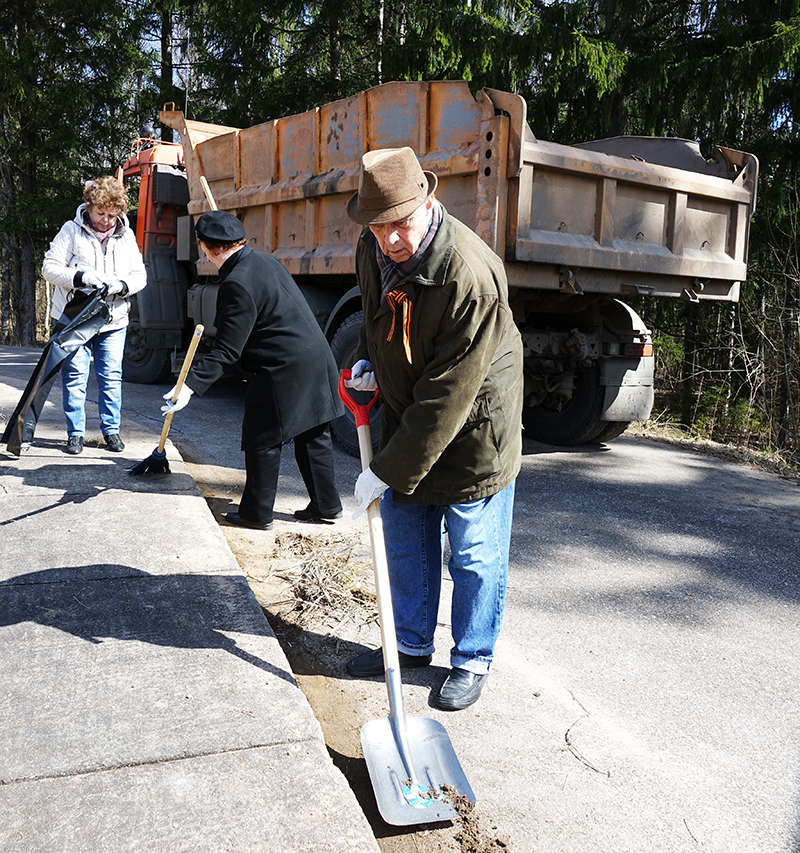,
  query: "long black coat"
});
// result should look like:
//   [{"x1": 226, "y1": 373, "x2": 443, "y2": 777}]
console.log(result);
[{"x1": 186, "y1": 247, "x2": 343, "y2": 450}]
